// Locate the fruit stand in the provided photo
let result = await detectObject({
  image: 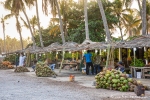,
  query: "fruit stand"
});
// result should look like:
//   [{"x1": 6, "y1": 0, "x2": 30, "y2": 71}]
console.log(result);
[{"x1": 95, "y1": 68, "x2": 147, "y2": 93}]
